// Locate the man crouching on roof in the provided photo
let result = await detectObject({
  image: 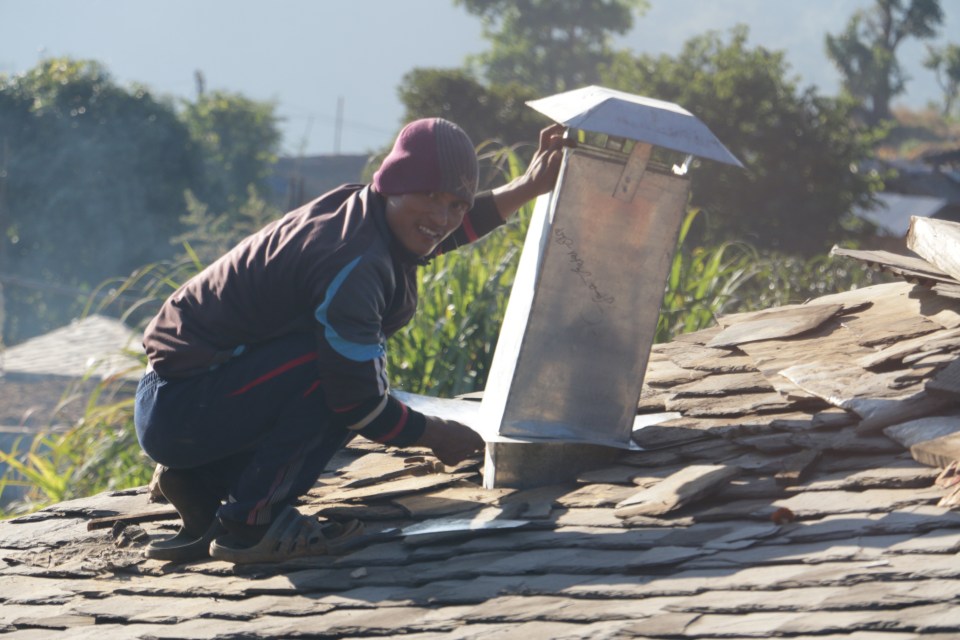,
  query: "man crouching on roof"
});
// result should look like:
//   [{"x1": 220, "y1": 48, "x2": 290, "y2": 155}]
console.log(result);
[{"x1": 134, "y1": 118, "x2": 567, "y2": 563}]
